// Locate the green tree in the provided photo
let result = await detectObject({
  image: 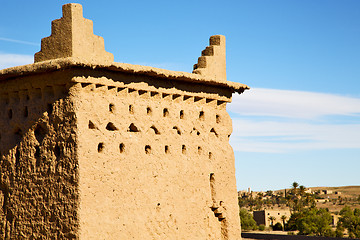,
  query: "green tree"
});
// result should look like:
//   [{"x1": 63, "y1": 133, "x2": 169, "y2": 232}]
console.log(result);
[
  {"x1": 287, "y1": 207, "x2": 334, "y2": 236},
  {"x1": 239, "y1": 208, "x2": 257, "y2": 231},
  {"x1": 286, "y1": 211, "x2": 301, "y2": 231},
  {"x1": 238, "y1": 196, "x2": 247, "y2": 208},
  {"x1": 268, "y1": 216, "x2": 276, "y2": 227},
  {"x1": 254, "y1": 193, "x2": 264, "y2": 210},
  {"x1": 335, "y1": 223, "x2": 344, "y2": 238},
  {"x1": 338, "y1": 206, "x2": 360, "y2": 238},
  {"x1": 258, "y1": 224, "x2": 265, "y2": 231},
  {"x1": 299, "y1": 185, "x2": 306, "y2": 197},
  {"x1": 286, "y1": 182, "x2": 315, "y2": 213},
  {"x1": 248, "y1": 195, "x2": 256, "y2": 211},
  {"x1": 296, "y1": 208, "x2": 334, "y2": 236},
  {"x1": 266, "y1": 190, "x2": 273, "y2": 197},
  {"x1": 304, "y1": 193, "x2": 316, "y2": 208},
  {"x1": 273, "y1": 222, "x2": 283, "y2": 231},
  {"x1": 281, "y1": 215, "x2": 287, "y2": 230},
  {"x1": 292, "y1": 182, "x2": 299, "y2": 195}
]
